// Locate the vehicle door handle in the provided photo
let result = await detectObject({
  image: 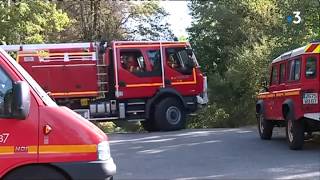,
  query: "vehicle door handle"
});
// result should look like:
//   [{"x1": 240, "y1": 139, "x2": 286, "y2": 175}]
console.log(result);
[
  {"x1": 165, "y1": 79, "x2": 171, "y2": 85},
  {"x1": 119, "y1": 81, "x2": 126, "y2": 87}
]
